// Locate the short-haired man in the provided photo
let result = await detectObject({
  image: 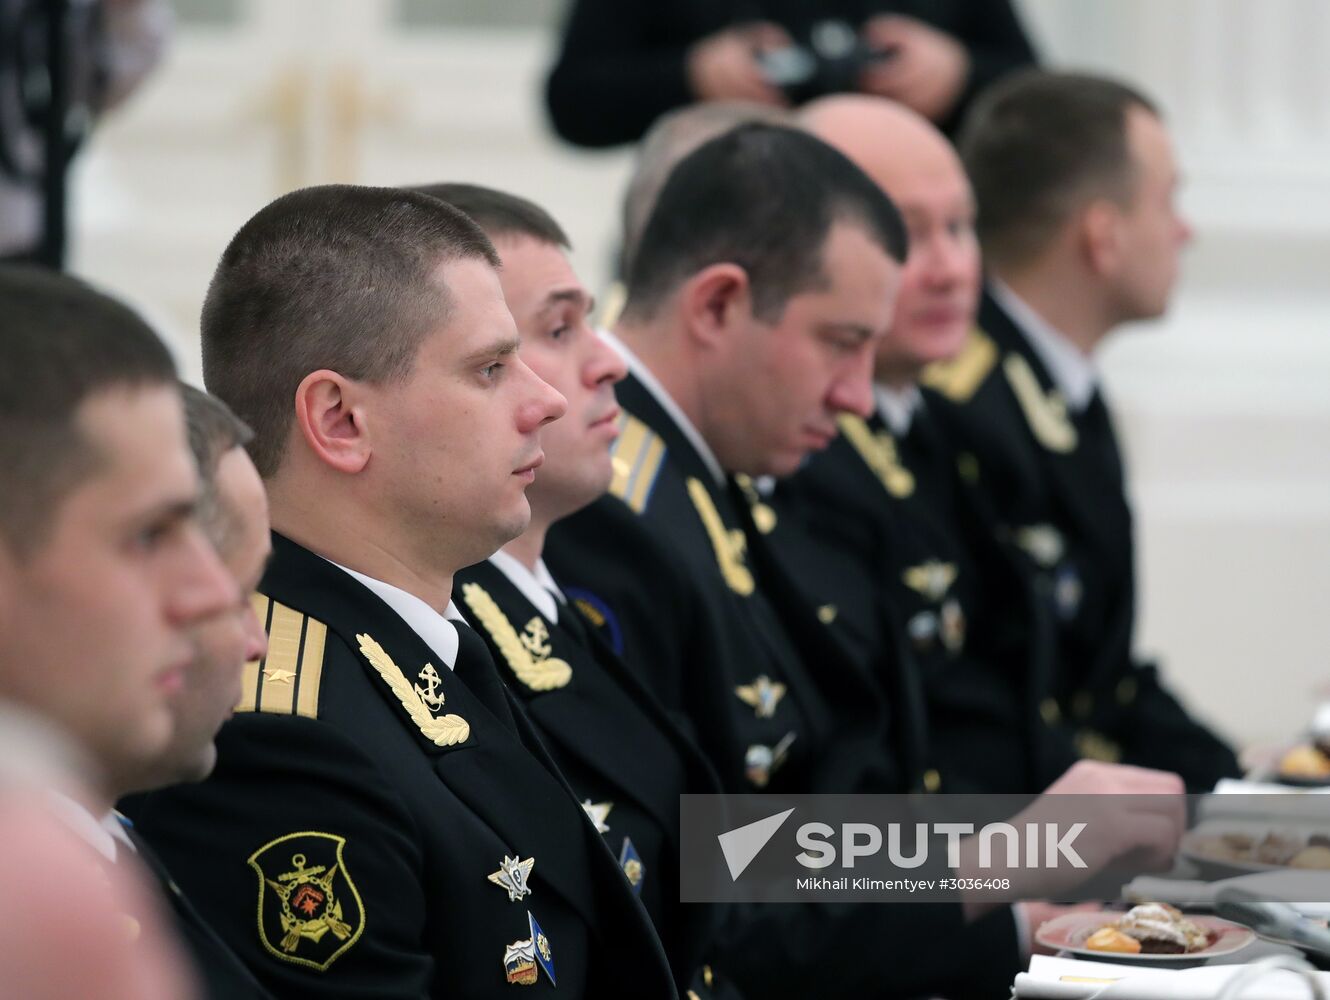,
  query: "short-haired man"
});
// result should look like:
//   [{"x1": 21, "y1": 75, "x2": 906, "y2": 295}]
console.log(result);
[
  {"x1": 115, "y1": 385, "x2": 275, "y2": 1000},
  {"x1": 0, "y1": 267, "x2": 239, "y2": 998},
  {"x1": 759, "y1": 94, "x2": 1079, "y2": 793},
  {"x1": 543, "y1": 122, "x2": 1040, "y2": 1000},
  {"x1": 126, "y1": 185, "x2": 679, "y2": 999},
  {"x1": 419, "y1": 182, "x2": 731, "y2": 998},
  {"x1": 0, "y1": 266, "x2": 236, "y2": 803},
  {"x1": 921, "y1": 70, "x2": 1240, "y2": 790}
]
